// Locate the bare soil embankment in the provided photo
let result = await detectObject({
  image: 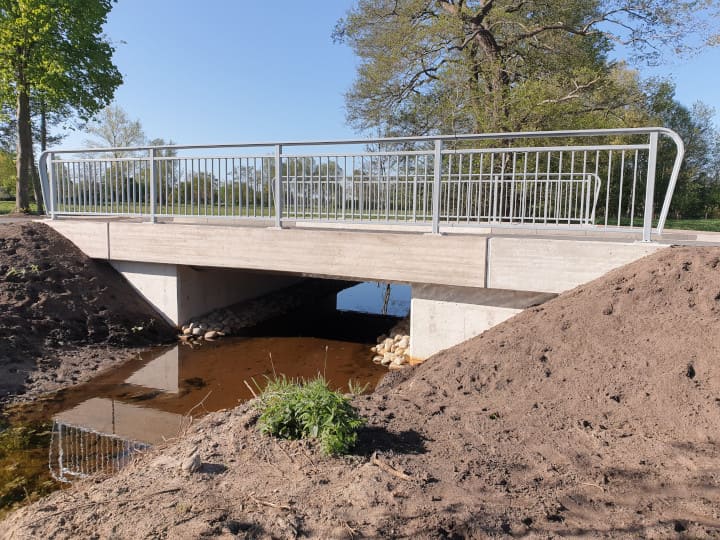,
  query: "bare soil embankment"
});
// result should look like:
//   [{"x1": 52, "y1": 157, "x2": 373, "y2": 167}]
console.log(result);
[
  {"x1": 0, "y1": 221, "x2": 176, "y2": 403},
  {"x1": 3, "y1": 245, "x2": 720, "y2": 538}
]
